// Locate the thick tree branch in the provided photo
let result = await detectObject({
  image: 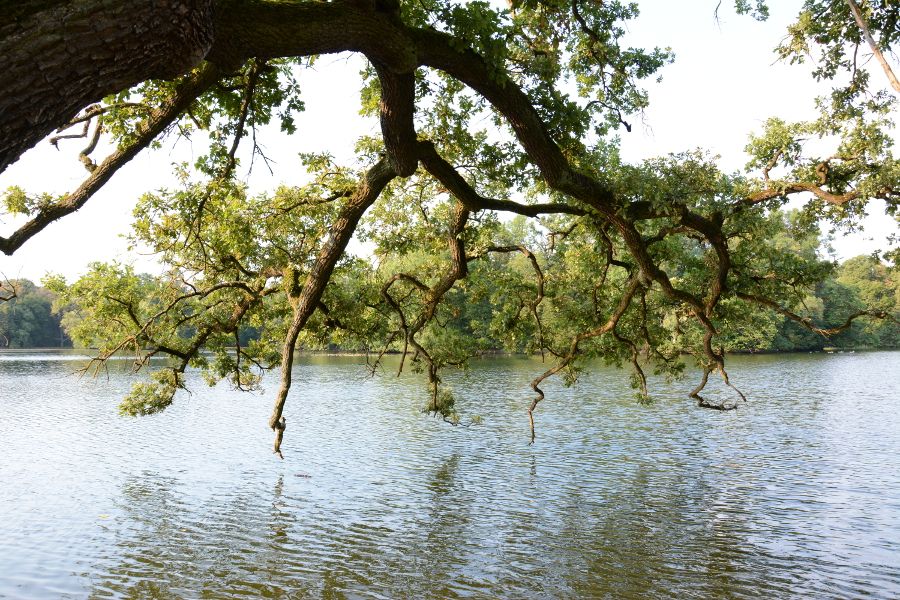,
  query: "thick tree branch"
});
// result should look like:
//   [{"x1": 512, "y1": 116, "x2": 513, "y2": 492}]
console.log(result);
[
  {"x1": 0, "y1": 0, "x2": 214, "y2": 172},
  {"x1": 207, "y1": 0, "x2": 417, "y2": 70},
  {"x1": 418, "y1": 141, "x2": 587, "y2": 217},
  {"x1": 268, "y1": 157, "x2": 397, "y2": 458},
  {"x1": 743, "y1": 182, "x2": 867, "y2": 206},
  {"x1": 373, "y1": 63, "x2": 419, "y2": 177},
  {"x1": 0, "y1": 63, "x2": 220, "y2": 255}
]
